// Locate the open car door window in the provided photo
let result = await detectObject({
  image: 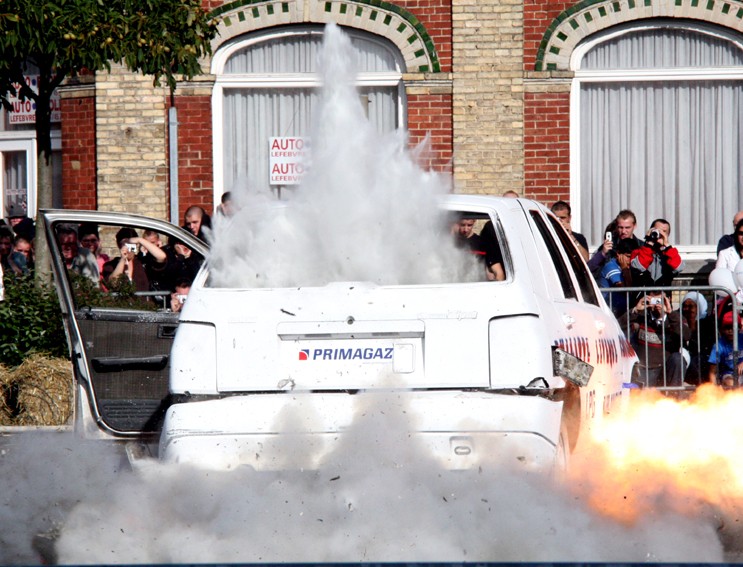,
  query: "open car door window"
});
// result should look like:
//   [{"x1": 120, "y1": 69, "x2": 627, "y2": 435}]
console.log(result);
[{"x1": 41, "y1": 210, "x2": 208, "y2": 439}]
